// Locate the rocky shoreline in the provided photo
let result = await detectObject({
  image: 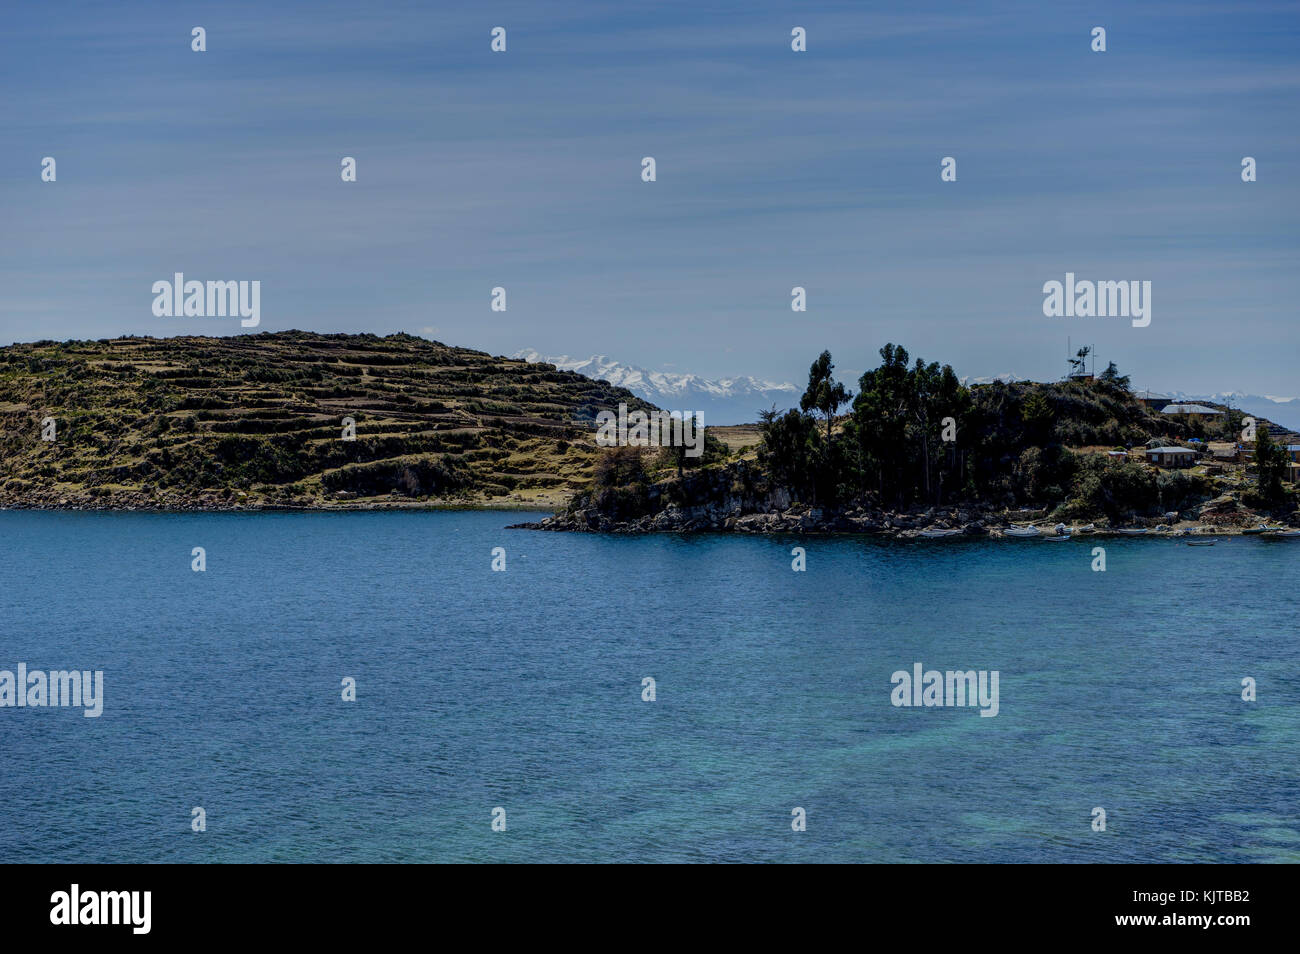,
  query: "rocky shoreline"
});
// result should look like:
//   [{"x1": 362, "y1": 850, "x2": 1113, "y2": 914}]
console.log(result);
[
  {"x1": 508, "y1": 461, "x2": 1297, "y2": 538},
  {"x1": 510, "y1": 504, "x2": 1283, "y2": 538},
  {"x1": 3, "y1": 466, "x2": 1293, "y2": 537}
]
